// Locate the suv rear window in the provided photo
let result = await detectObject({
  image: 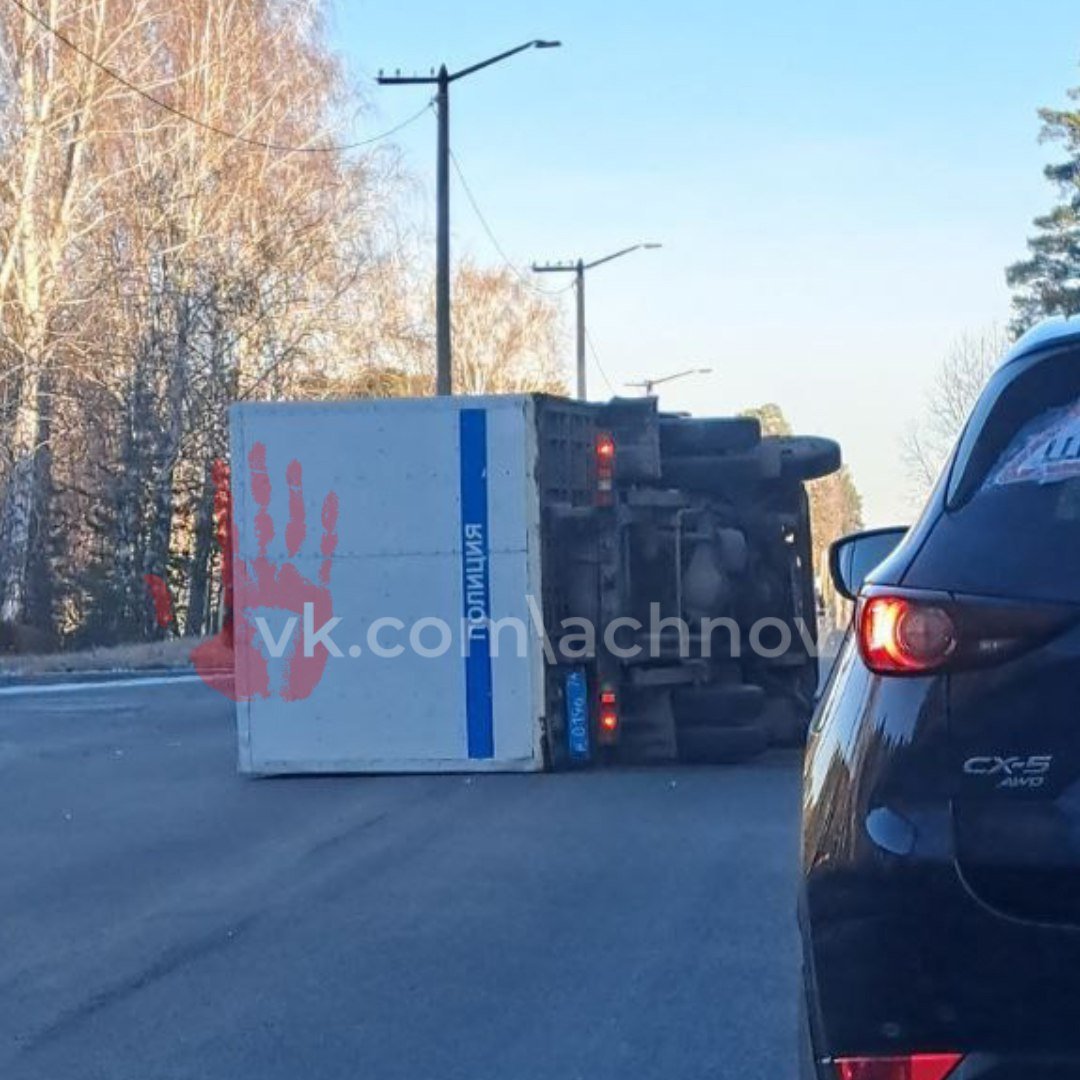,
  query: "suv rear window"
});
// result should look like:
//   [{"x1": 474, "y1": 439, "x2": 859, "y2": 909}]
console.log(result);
[{"x1": 911, "y1": 346, "x2": 1080, "y2": 602}]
